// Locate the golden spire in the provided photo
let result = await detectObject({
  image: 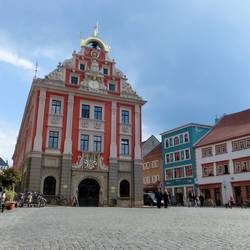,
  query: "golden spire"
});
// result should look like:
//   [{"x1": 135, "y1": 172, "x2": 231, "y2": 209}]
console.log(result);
[{"x1": 93, "y1": 22, "x2": 99, "y2": 37}]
